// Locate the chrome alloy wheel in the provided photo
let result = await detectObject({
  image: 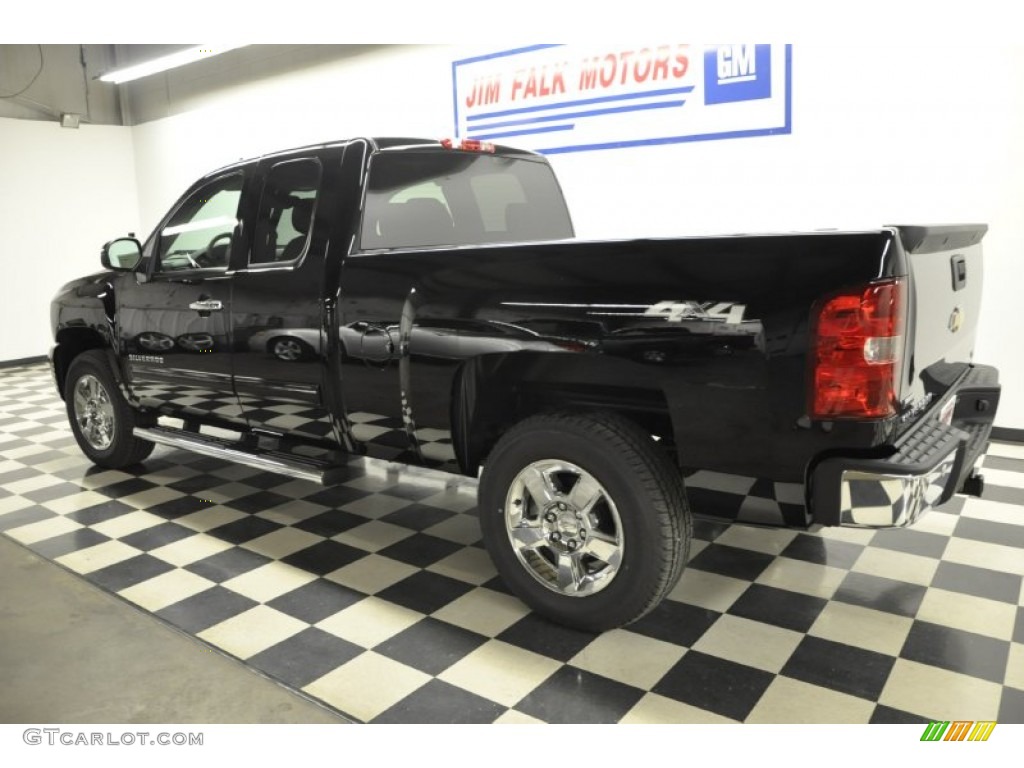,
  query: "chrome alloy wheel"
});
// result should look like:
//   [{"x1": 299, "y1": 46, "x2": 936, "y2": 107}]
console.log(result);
[
  {"x1": 504, "y1": 460, "x2": 624, "y2": 597},
  {"x1": 273, "y1": 338, "x2": 303, "y2": 361},
  {"x1": 72, "y1": 374, "x2": 116, "y2": 450}
]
